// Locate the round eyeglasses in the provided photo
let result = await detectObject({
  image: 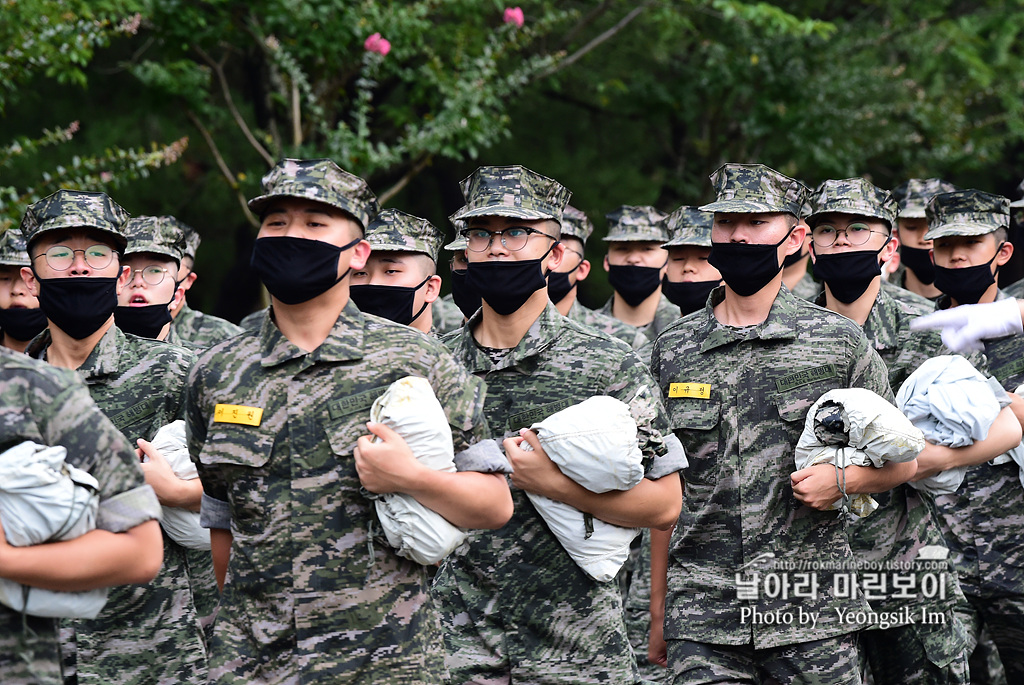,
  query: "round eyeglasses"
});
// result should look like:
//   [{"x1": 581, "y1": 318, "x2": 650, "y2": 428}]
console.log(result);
[
  {"x1": 811, "y1": 223, "x2": 889, "y2": 248},
  {"x1": 461, "y1": 226, "x2": 557, "y2": 253},
  {"x1": 33, "y1": 244, "x2": 117, "y2": 271},
  {"x1": 128, "y1": 265, "x2": 172, "y2": 286}
]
